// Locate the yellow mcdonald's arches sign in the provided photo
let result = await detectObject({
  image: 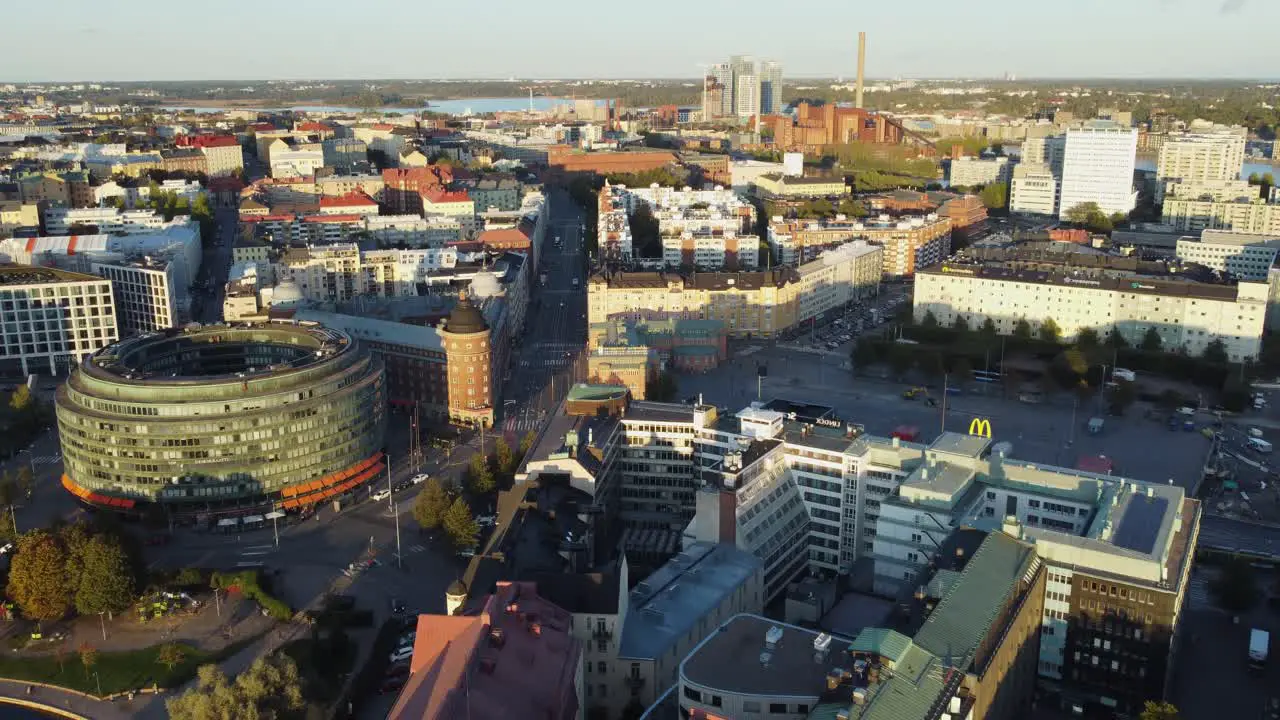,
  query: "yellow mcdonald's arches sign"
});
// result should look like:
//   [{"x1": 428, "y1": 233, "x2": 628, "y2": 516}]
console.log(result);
[{"x1": 968, "y1": 418, "x2": 992, "y2": 438}]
